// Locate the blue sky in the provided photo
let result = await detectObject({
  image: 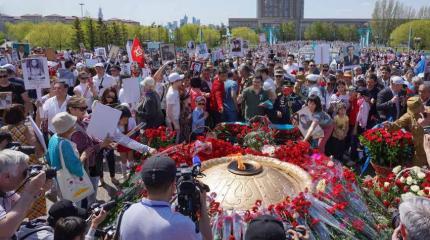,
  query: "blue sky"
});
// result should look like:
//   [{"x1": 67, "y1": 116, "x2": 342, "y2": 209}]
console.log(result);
[{"x1": 0, "y1": 0, "x2": 428, "y2": 25}]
